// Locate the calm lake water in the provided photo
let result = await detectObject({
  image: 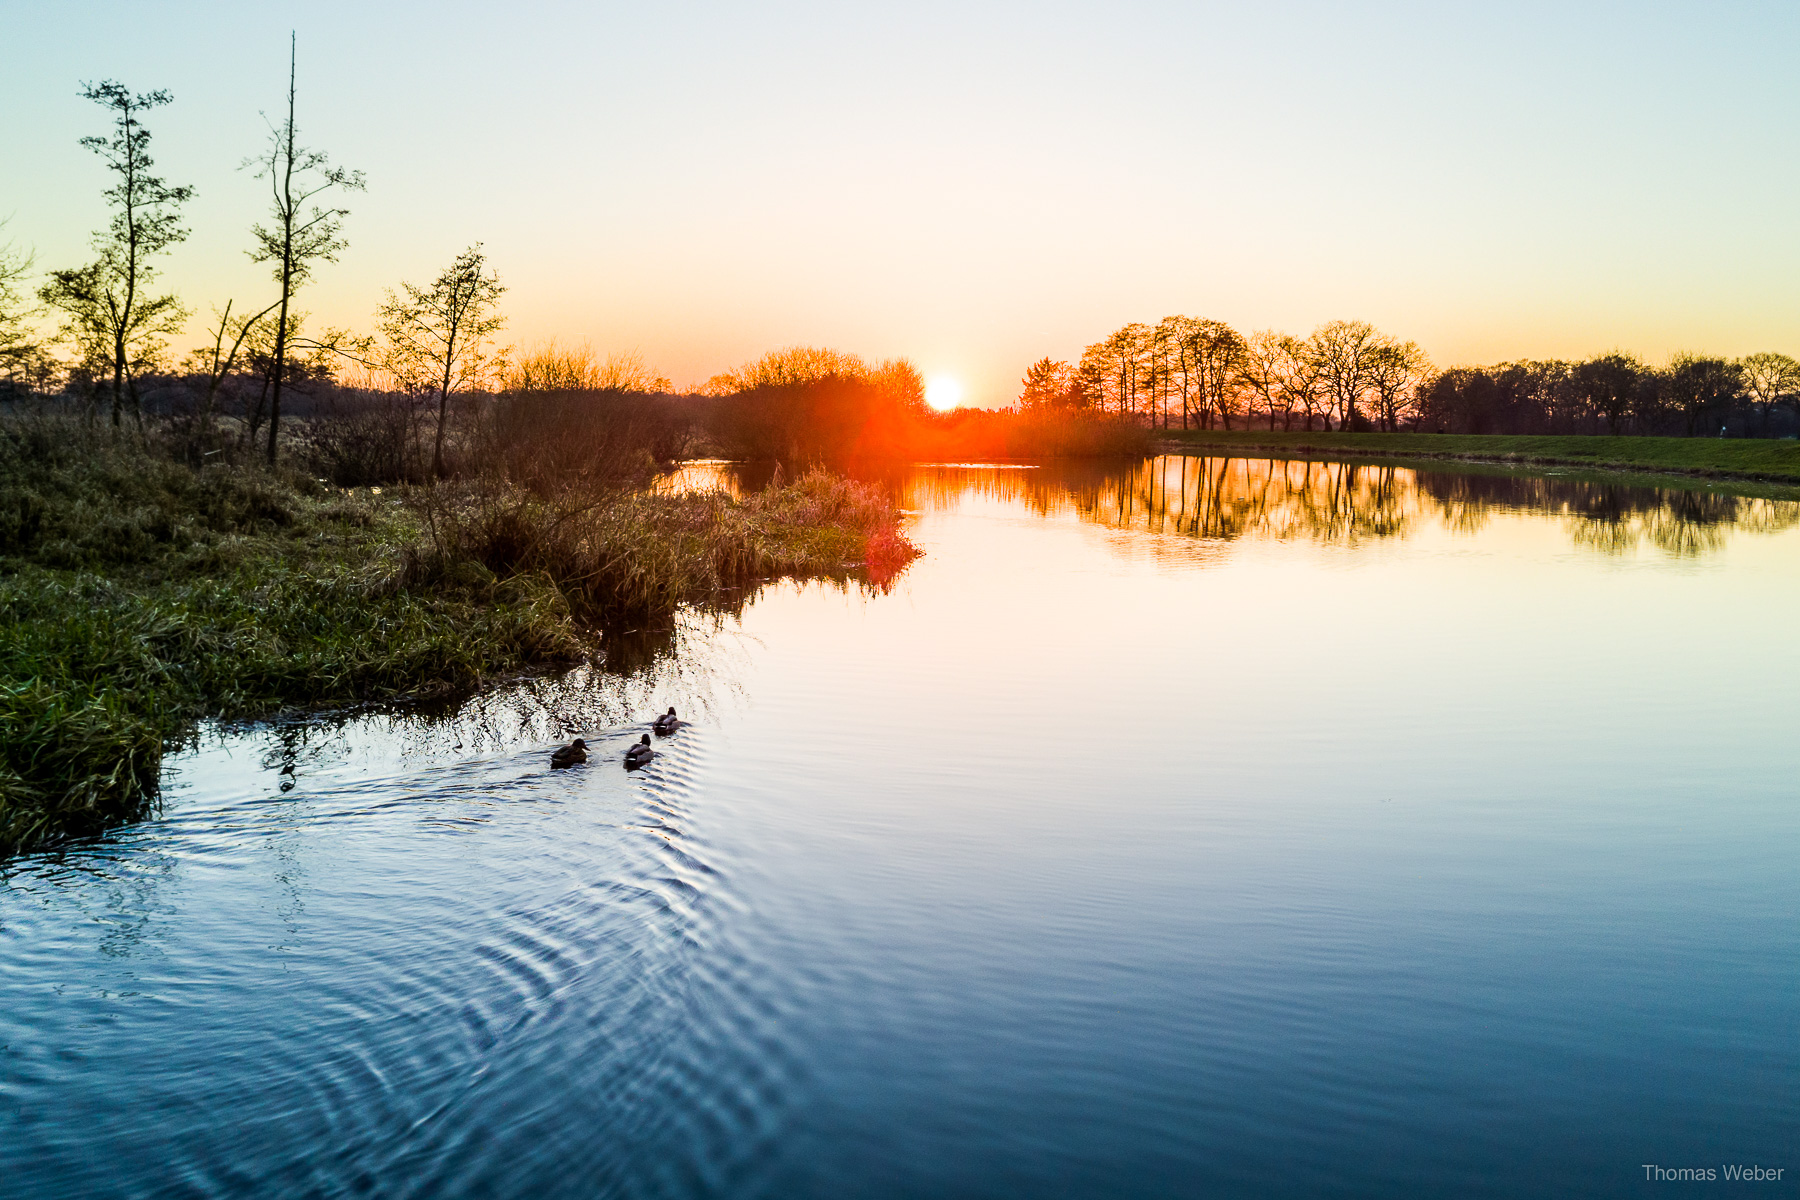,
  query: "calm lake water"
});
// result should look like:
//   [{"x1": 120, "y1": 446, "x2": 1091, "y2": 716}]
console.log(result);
[{"x1": 4, "y1": 457, "x2": 1797, "y2": 1199}]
